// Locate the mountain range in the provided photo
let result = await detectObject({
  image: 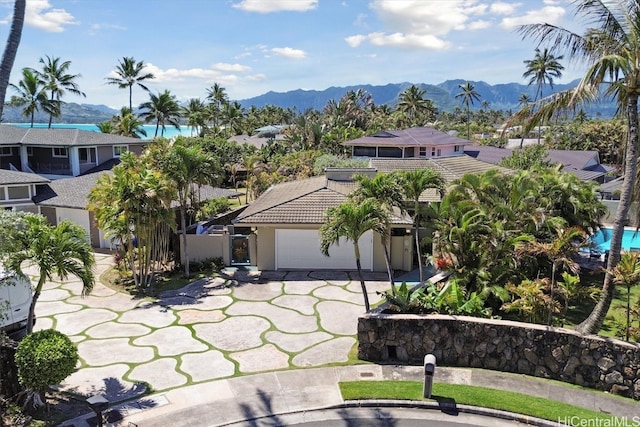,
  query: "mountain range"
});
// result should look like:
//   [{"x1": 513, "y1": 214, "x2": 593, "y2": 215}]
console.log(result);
[{"x1": 0, "y1": 79, "x2": 616, "y2": 124}]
